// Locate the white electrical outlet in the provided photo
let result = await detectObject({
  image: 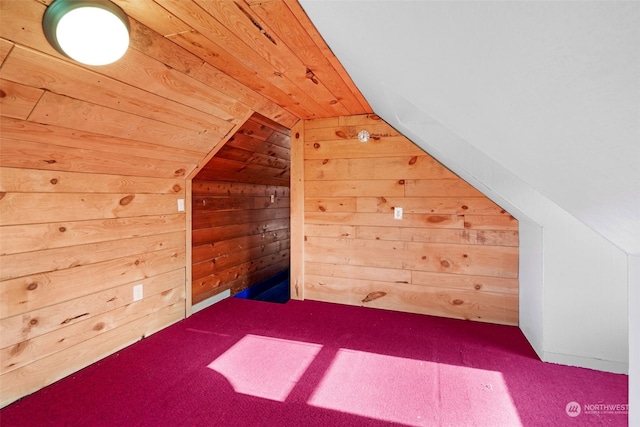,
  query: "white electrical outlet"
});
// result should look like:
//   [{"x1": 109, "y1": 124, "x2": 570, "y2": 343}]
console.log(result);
[
  {"x1": 177, "y1": 198, "x2": 185, "y2": 212},
  {"x1": 270, "y1": 194, "x2": 275, "y2": 203},
  {"x1": 133, "y1": 284, "x2": 143, "y2": 301},
  {"x1": 394, "y1": 207, "x2": 403, "y2": 220}
]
